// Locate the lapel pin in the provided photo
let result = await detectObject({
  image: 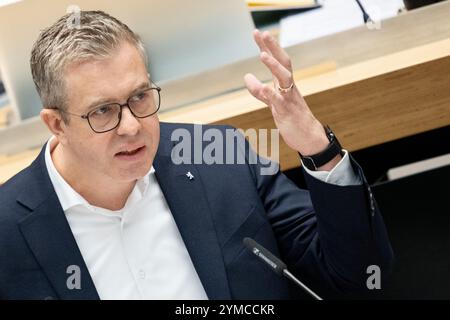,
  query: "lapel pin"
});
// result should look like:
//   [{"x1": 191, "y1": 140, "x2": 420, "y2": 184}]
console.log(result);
[{"x1": 186, "y1": 171, "x2": 194, "y2": 180}]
